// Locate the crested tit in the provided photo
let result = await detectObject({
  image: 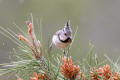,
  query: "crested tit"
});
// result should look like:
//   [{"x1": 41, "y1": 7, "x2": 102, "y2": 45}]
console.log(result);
[{"x1": 50, "y1": 21, "x2": 72, "y2": 55}]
